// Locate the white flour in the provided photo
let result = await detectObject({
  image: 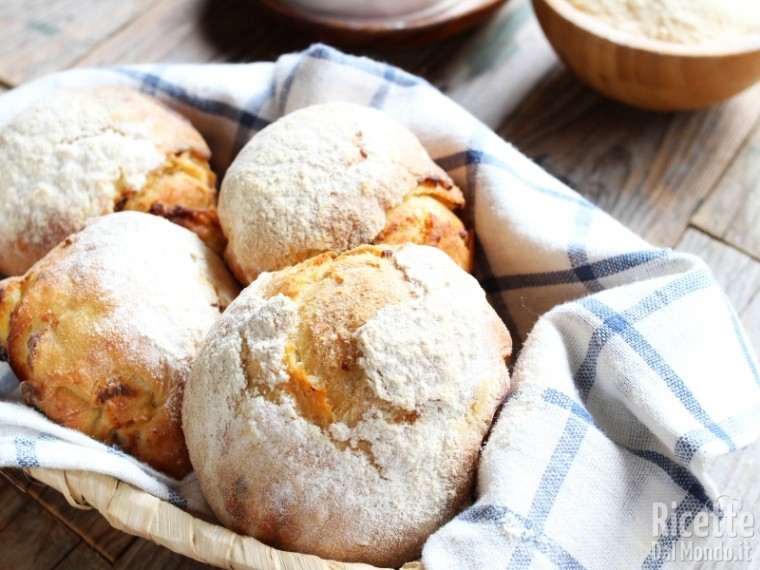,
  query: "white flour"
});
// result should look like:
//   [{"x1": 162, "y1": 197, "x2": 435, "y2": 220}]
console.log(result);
[{"x1": 567, "y1": 0, "x2": 760, "y2": 44}]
